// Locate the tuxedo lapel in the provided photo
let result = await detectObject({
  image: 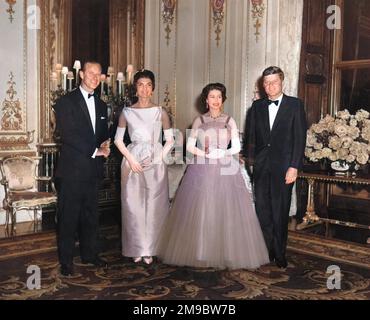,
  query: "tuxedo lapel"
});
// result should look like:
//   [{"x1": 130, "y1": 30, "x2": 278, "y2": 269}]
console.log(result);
[
  {"x1": 271, "y1": 95, "x2": 289, "y2": 133},
  {"x1": 94, "y1": 97, "x2": 101, "y2": 137},
  {"x1": 260, "y1": 99, "x2": 271, "y2": 136},
  {"x1": 75, "y1": 89, "x2": 95, "y2": 135}
]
